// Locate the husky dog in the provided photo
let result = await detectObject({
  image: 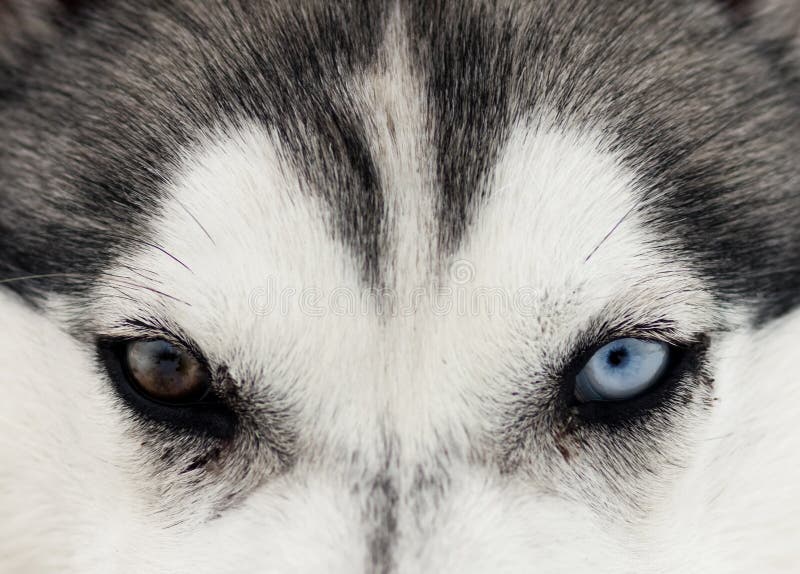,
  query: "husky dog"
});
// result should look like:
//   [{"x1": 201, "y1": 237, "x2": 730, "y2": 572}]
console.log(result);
[{"x1": 1, "y1": 0, "x2": 798, "y2": 572}]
